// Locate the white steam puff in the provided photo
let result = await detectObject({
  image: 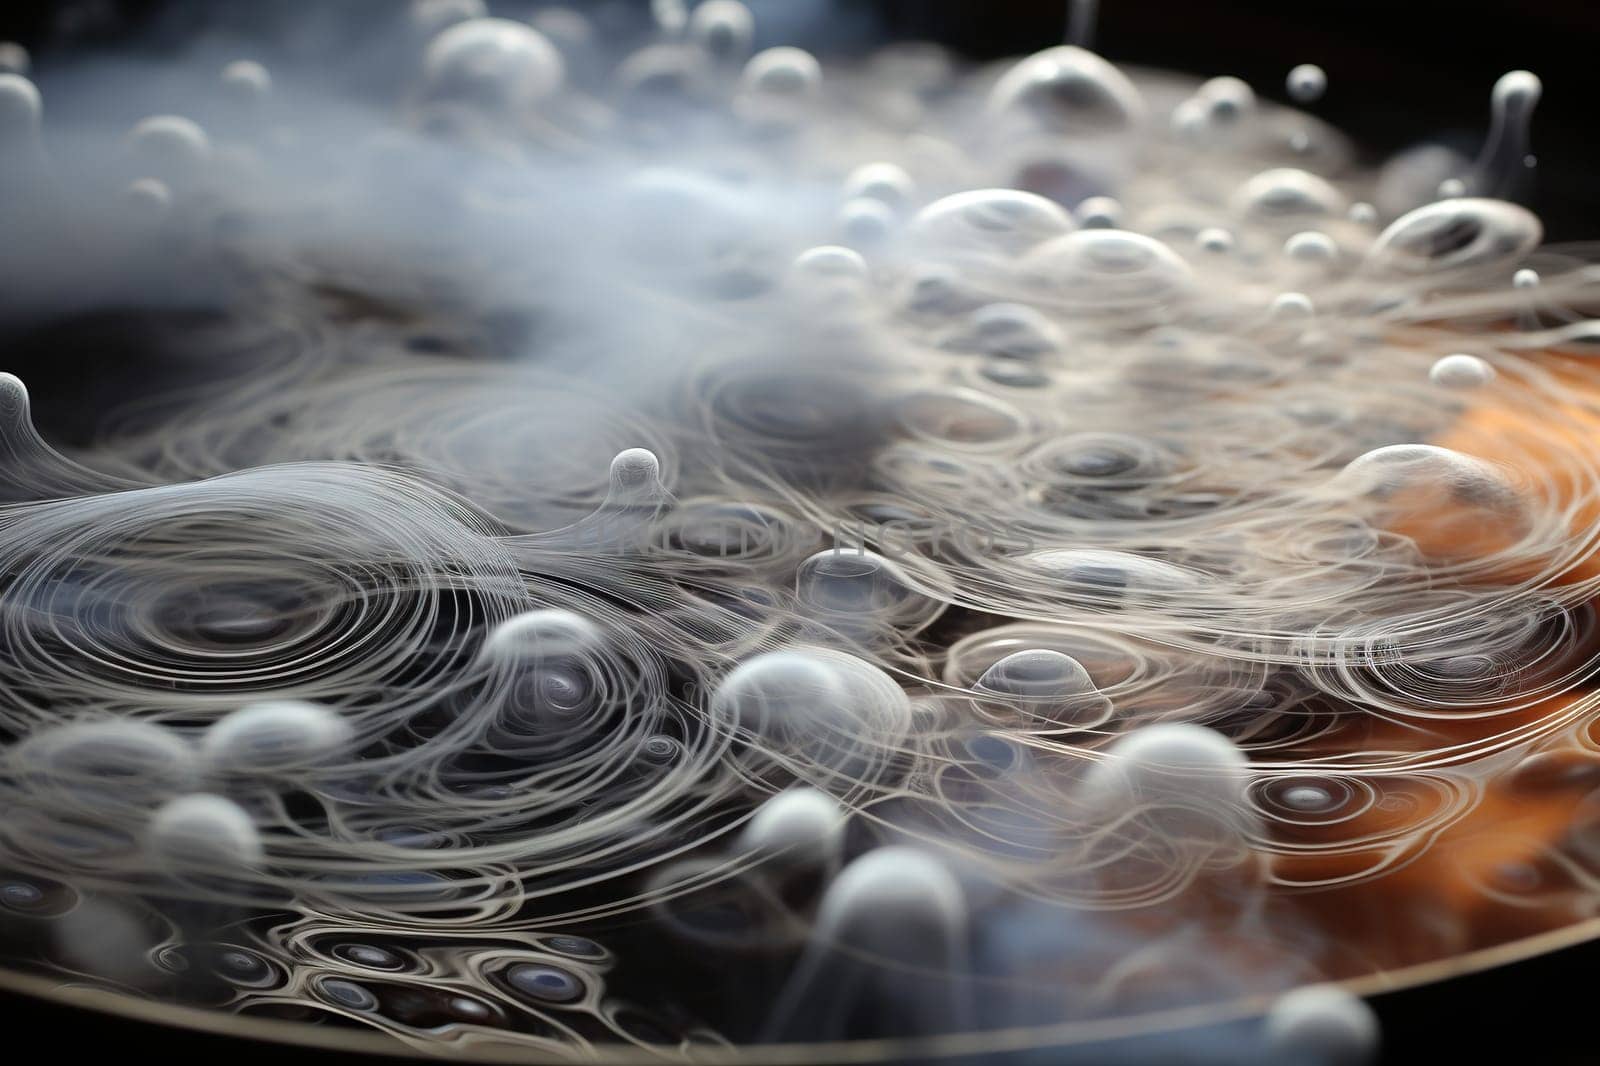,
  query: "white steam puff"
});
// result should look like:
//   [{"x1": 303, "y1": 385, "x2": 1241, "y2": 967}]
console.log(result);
[{"x1": 0, "y1": 3, "x2": 1587, "y2": 1064}]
